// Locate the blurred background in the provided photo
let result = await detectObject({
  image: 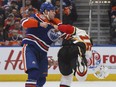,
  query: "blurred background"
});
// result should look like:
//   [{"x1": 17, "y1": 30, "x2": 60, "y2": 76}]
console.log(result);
[{"x1": 0, "y1": 0, "x2": 116, "y2": 46}]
